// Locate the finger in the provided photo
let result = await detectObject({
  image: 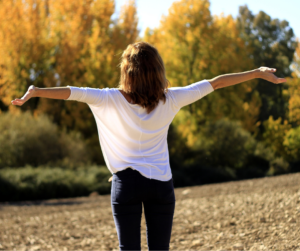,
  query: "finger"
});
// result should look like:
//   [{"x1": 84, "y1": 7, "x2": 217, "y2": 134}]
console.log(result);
[
  {"x1": 12, "y1": 98, "x2": 23, "y2": 102},
  {"x1": 11, "y1": 100, "x2": 20, "y2": 105},
  {"x1": 11, "y1": 99, "x2": 24, "y2": 105},
  {"x1": 267, "y1": 68, "x2": 276, "y2": 72},
  {"x1": 276, "y1": 78, "x2": 286, "y2": 84},
  {"x1": 11, "y1": 101, "x2": 21, "y2": 106}
]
